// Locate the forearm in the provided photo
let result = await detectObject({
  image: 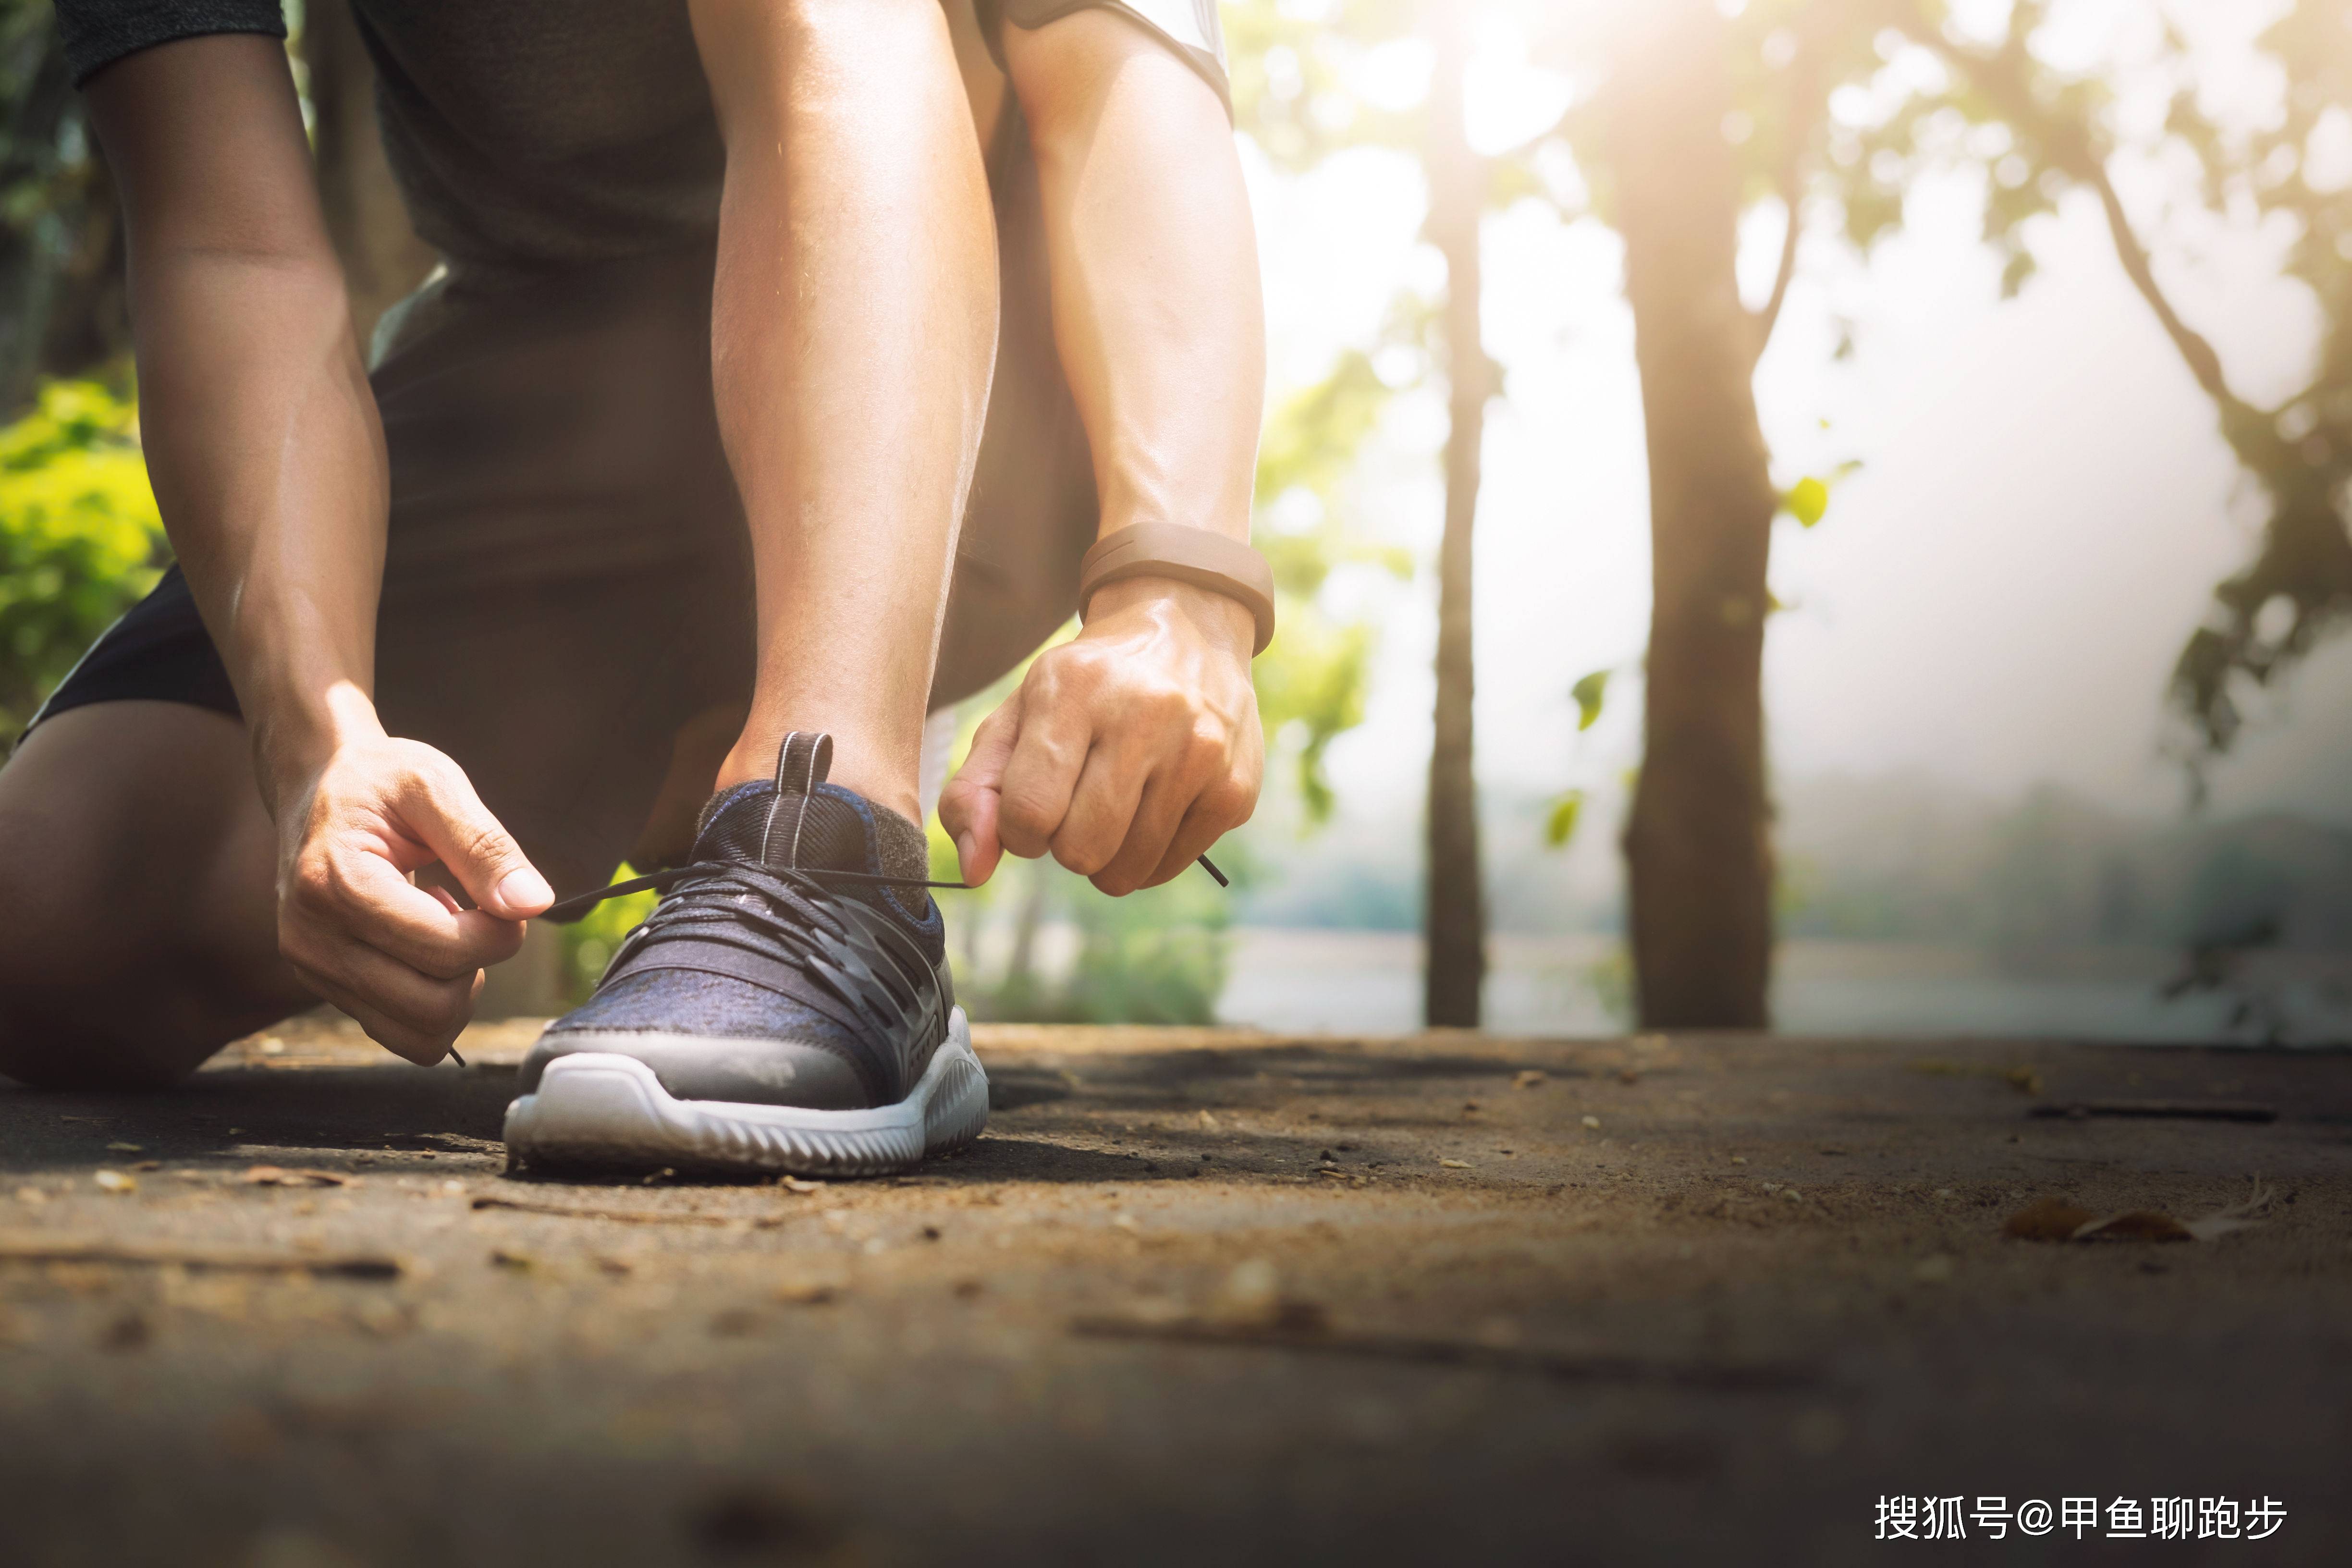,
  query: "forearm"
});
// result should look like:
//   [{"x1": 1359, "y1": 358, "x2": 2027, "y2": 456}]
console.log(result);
[
  {"x1": 90, "y1": 36, "x2": 389, "y2": 812},
  {"x1": 133, "y1": 250, "x2": 387, "y2": 804},
  {"x1": 1005, "y1": 12, "x2": 1265, "y2": 549}
]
